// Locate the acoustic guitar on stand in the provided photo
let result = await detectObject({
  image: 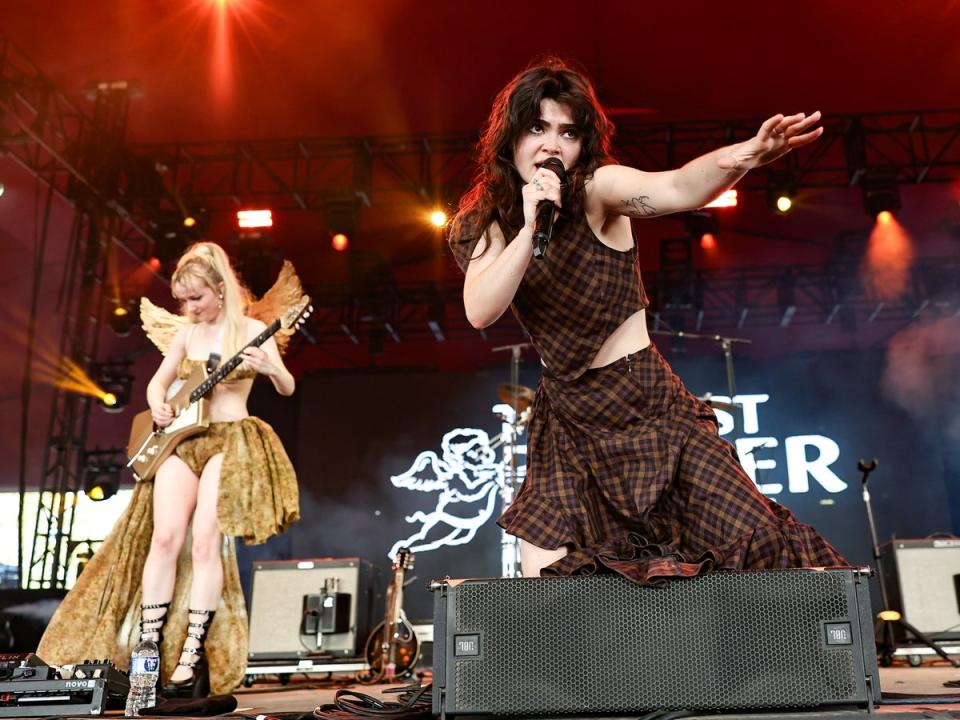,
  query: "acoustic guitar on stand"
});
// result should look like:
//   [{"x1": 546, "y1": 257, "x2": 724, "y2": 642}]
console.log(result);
[{"x1": 126, "y1": 297, "x2": 311, "y2": 481}]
